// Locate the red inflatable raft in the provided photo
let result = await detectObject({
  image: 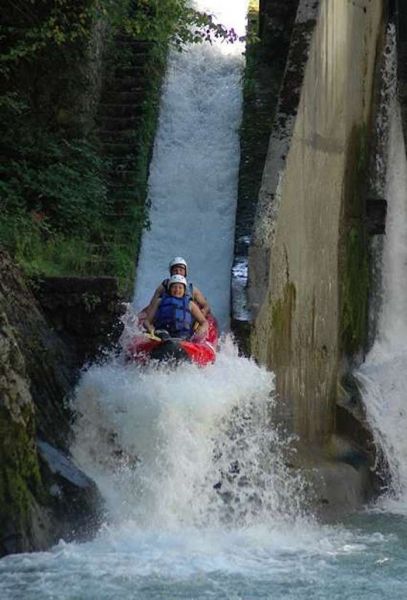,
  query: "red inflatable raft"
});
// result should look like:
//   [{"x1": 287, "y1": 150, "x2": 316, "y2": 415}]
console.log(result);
[{"x1": 126, "y1": 315, "x2": 218, "y2": 367}]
